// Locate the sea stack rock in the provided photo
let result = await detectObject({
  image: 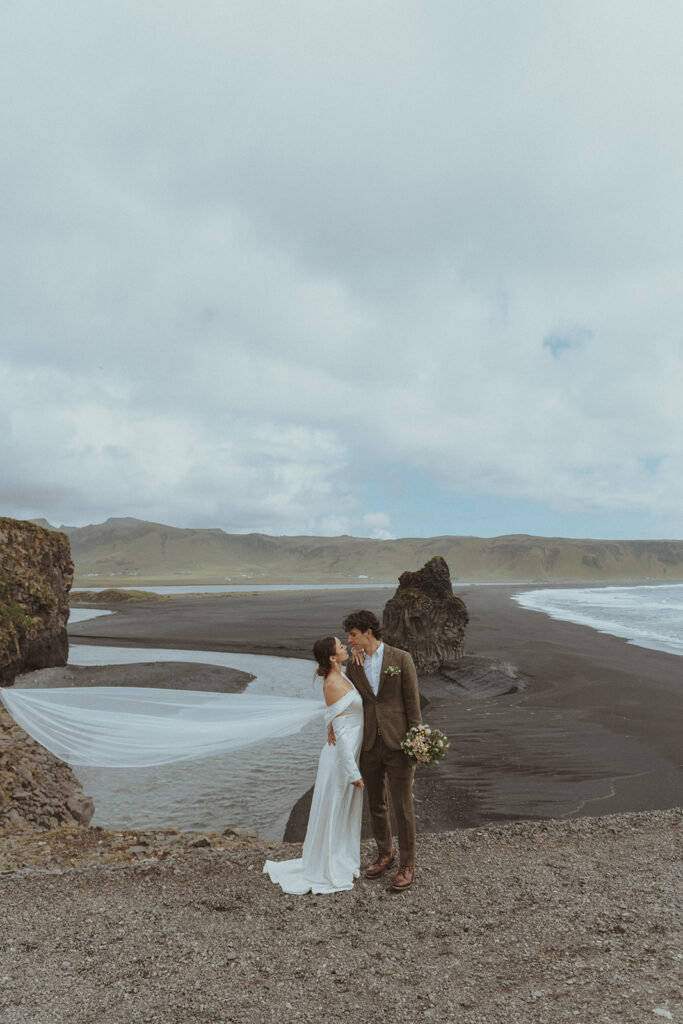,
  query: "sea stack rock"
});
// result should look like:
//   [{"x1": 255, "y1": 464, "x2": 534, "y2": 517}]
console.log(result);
[
  {"x1": 0, "y1": 517, "x2": 74, "y2": 684},
  {"x1": 382, "y1": 556, "x2": 469, "y2": 674}
]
